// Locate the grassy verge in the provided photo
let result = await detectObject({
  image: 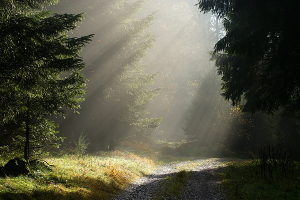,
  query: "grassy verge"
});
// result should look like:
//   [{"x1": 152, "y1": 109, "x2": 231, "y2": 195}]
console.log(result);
[
  {"x1": 221, "y1": 161, "x2": 300, "y2": 200},
  {"x1": 0, "y1": 151, "x2": 156, "y2": 200},
  {"x1": 153, "y1": 170, "x2": 189, "y2": 200}
]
